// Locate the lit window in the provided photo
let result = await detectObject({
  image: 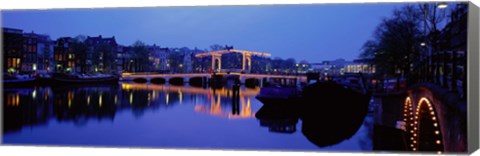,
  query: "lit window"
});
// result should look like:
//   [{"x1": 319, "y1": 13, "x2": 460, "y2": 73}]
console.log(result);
[{"x1": 7, "y1": 58, "x2": 12, "y2": 67}]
